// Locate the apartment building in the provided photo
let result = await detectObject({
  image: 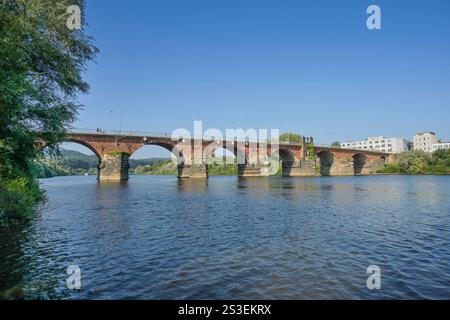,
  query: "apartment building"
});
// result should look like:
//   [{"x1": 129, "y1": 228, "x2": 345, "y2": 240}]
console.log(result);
[
  {"x1": 413, "y1": 132, "x2": 438, "y2": 152},
  {"x1": 340, "y1": 136, "x2": 410, "y2": 154},
  {"x1": 431, "y1": 142, "x2": 450, "y2": 152}
]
